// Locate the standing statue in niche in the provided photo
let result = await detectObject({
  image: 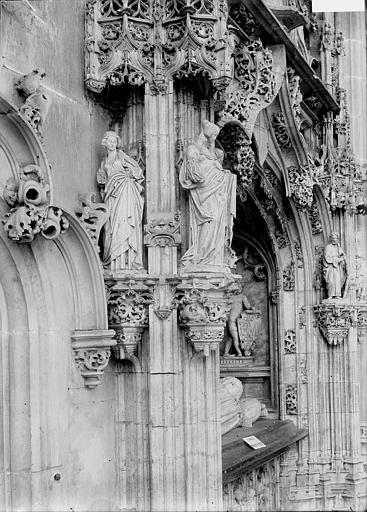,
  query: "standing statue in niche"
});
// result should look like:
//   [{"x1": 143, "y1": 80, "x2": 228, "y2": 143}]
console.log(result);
[
  {"x1": 323, "y1": 232, "x2": 347, "y2": 298},
  {"x1": 97, "y1": 131, "x2": 144, "y2": 272},
  {"x1": 179, "y1": 120, "x2": 236, "y2": 271},
  {"x1": 224, "y1": 287, "x2": 254, "y2": 357}
]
